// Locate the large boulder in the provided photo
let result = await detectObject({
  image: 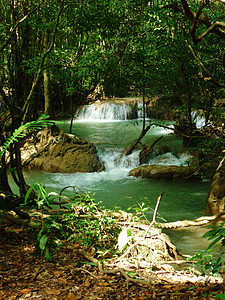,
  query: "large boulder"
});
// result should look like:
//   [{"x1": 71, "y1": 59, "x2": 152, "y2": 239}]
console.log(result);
[
  {"x1": 21, "y1": 126, "x2": 105, "y2": 173},
  {"x1": 129, "y1": 165, "x2": 197, "y2": 180}
]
